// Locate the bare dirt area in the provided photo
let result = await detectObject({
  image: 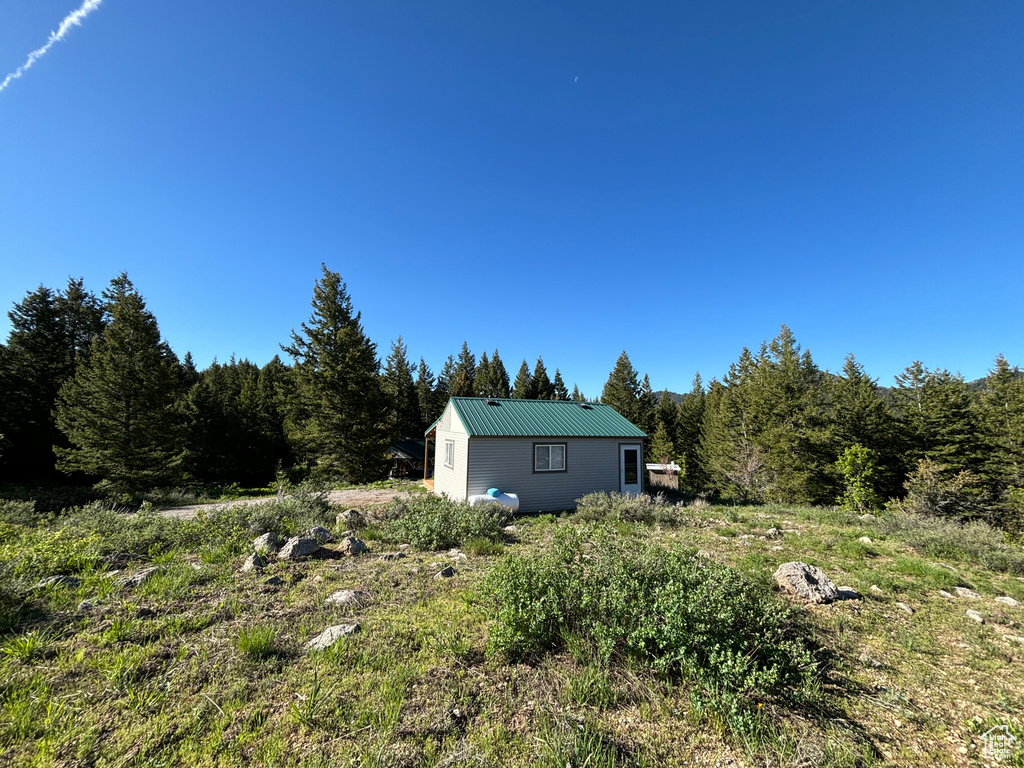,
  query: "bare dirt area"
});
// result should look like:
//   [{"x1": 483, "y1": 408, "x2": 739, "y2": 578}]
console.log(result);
[{"x1": 157, "y1": 487, "x2": 417, "y2": 520}]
